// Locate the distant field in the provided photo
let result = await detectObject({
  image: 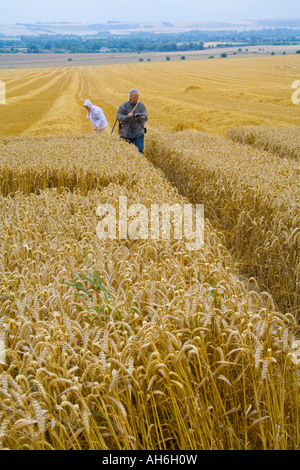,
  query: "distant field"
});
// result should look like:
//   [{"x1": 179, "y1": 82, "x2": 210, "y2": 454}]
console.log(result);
[
  {"x1": 0, "y1": 54, "x2": 299, "y2": 136},
  {"x1": 0, "y1": 44, "x2": 300, "y2": 68},
  {"x1": 1, "y1": 19, "x2": 300, "y2": 37}
]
